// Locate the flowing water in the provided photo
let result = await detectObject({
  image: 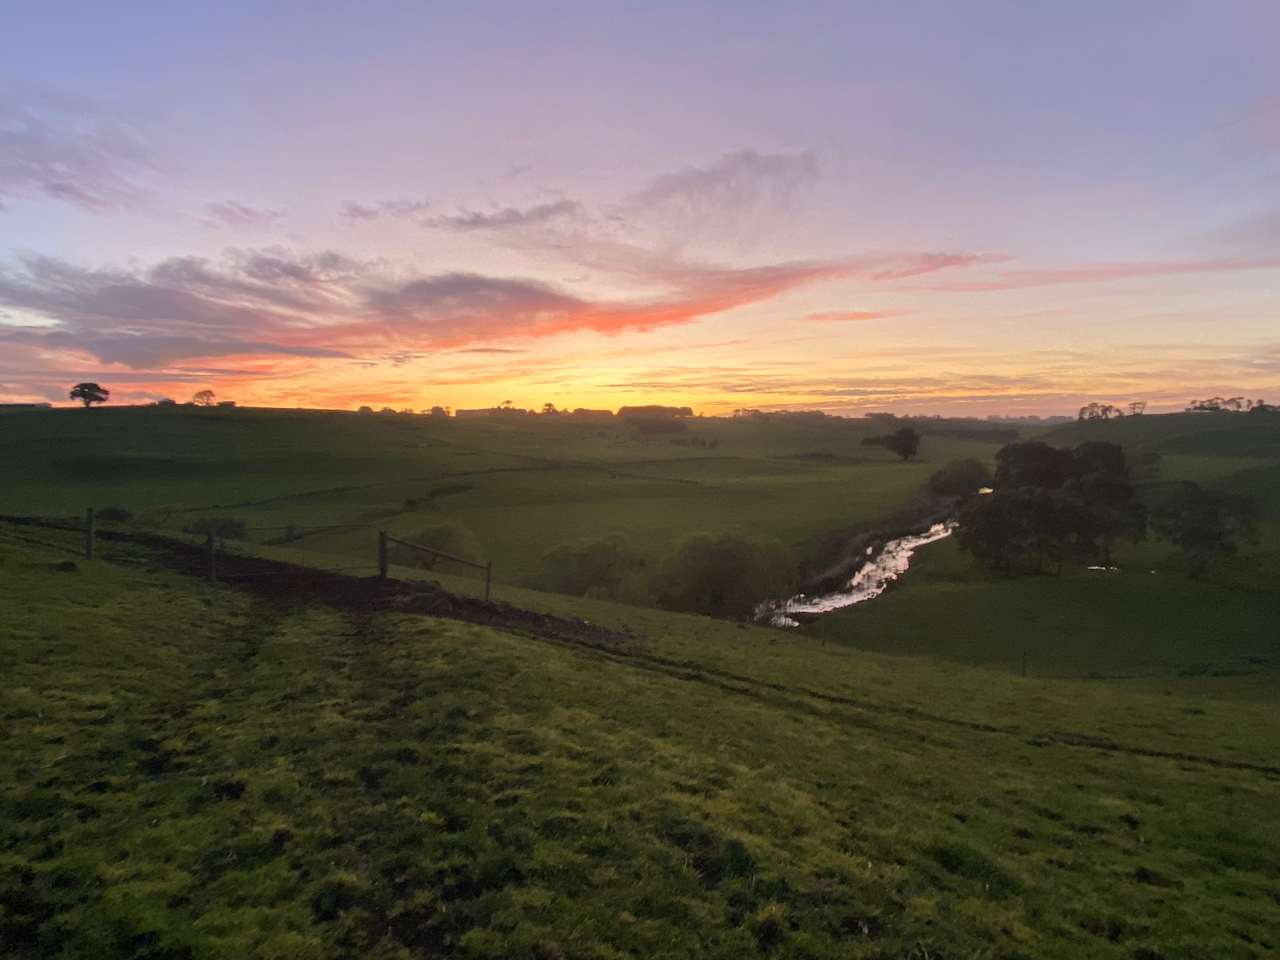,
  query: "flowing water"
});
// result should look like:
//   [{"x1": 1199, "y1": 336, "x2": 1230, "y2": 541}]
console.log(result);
[{"x1": 756, "y1": 521, "x2": 955, "y2": 627}]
